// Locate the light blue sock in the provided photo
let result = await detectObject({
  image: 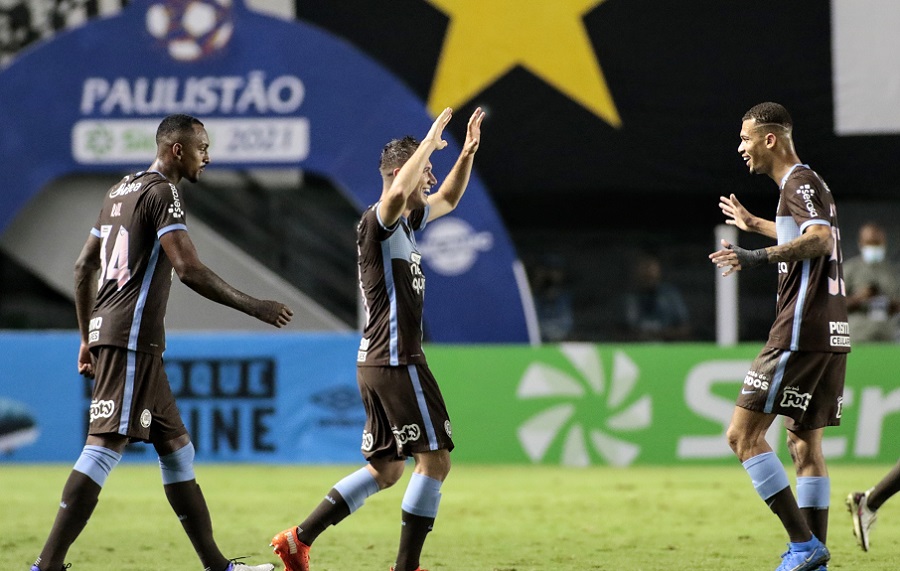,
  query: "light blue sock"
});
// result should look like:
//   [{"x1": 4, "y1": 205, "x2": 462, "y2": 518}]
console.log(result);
[
  {"x1": 797, "y1": 476, "x2": 830, "y2": 509},
  {"x1": 742, "y1": 451, "x2": 790, "y2": 502},
  {"x1": 159, "y1": 442, "x2": 196, "y2": 485},
  {"x1": 401, "y1": 473, "x2": 442, "y2": 518},
  {"x1": 73, "y1": 444, "x2": 122, "y2": 487},
  {"x1": 333, "y1": 467, "x2": 381, "y2": 513}
]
